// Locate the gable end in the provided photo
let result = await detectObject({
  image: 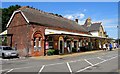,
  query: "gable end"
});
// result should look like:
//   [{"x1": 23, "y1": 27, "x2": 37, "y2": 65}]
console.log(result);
[{"x1": 6, "y1": 10, "x2": 29, "y2": 28}]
